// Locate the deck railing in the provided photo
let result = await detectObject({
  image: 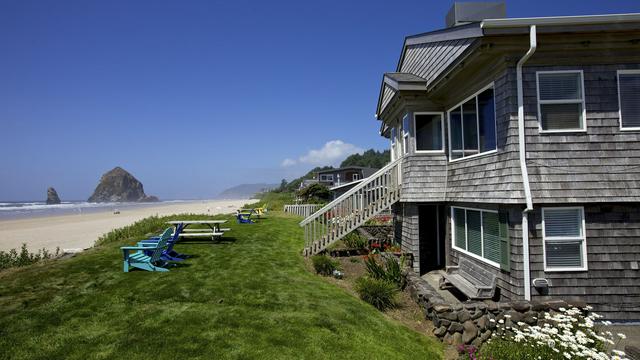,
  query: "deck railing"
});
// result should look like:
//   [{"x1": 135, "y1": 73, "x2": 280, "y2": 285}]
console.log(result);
[
  {"x1": 300, "y1": 158, "x2": 402, "y2": 256},
  {"x1": 283, "y1": 204, "x2": 321, "y2": 218}
]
